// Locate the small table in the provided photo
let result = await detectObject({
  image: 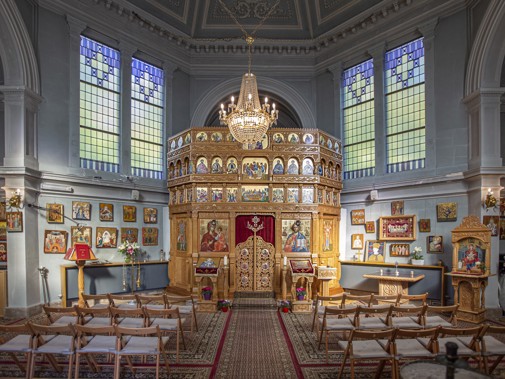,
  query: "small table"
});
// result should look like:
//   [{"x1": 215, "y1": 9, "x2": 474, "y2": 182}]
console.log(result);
[{"x1": 363, "y1": 270, "x2": 425, "y2": 296}]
